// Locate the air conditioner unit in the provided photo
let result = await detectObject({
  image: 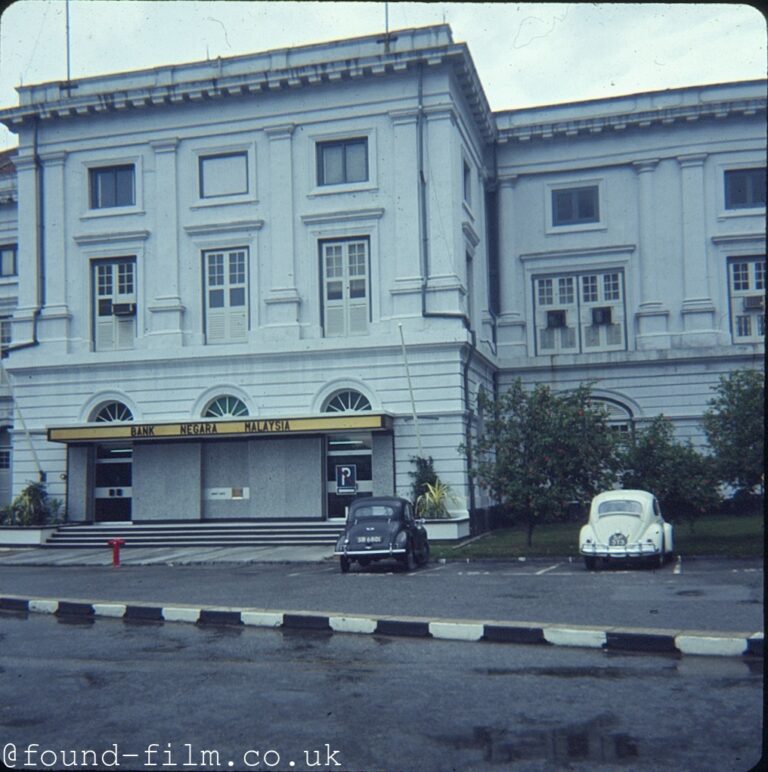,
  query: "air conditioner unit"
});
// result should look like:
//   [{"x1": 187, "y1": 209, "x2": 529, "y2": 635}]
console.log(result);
[
  {"x1": 592, "y1": 306, "x2": 612, "y2": 325},
  {"x1": 546, "y1": 310, "x2": 567, "y2": 329},
  {"x1": 743, "y1": 295, "x2": 765, "y2": 311},
  {"x1": 112, "y1": 302, "x2": 136, "y2": 316}
]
